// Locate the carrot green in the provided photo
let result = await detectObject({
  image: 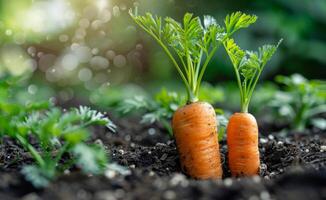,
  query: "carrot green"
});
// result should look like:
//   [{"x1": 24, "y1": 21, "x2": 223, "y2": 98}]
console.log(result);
[
  {"x1": 130, "y1": 9, "x2": 257, "y2": 103},
  {"x1": 224, "y1": 38, "x2": 282, "y2": 112}
]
